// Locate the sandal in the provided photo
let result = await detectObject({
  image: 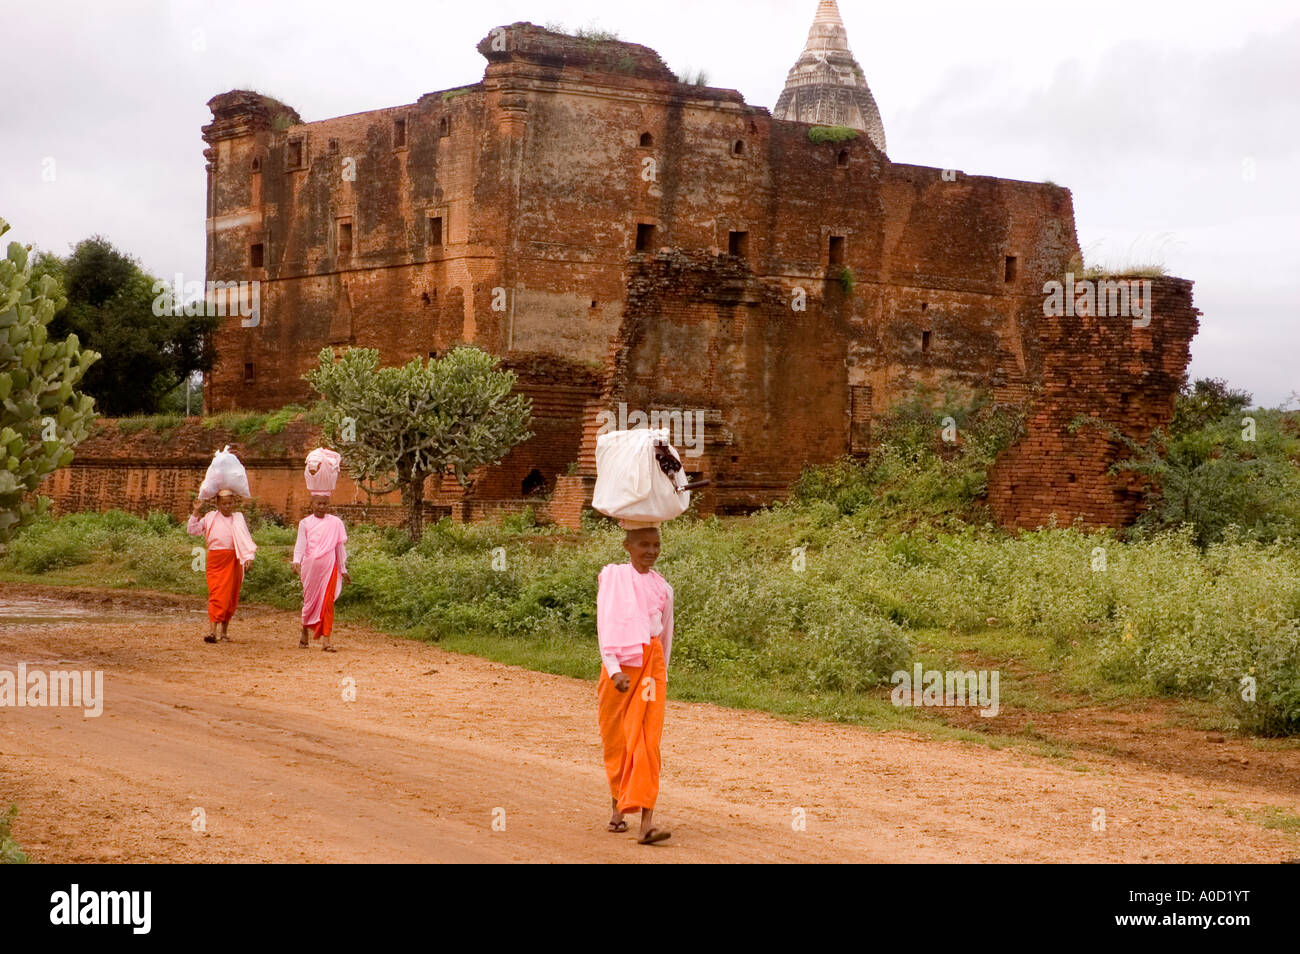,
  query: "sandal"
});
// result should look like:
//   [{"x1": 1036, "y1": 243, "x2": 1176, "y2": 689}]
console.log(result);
[
  {"x1": 298, "y1": 636, "x2": 309, "y2": 648},
  {"x1": 322, "y1": 645, "x2": 337, "y2": 653},
  {"x1": 203, "y1": 634, "x2": 218, "y2": 644},
  {"x1": 637, "y1": 827, "x2": 671, "y2": 845},
  {"x1": 607, "y1": 819, "x2": 629, "y2": 833}
]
